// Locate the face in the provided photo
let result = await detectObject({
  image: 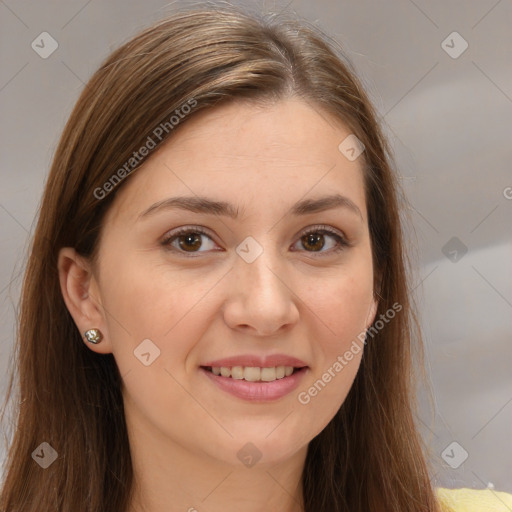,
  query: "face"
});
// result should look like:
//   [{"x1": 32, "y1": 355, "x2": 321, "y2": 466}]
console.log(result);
[{"x1": 60, "y1": 97, "x2": 378, "y2": 469}]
